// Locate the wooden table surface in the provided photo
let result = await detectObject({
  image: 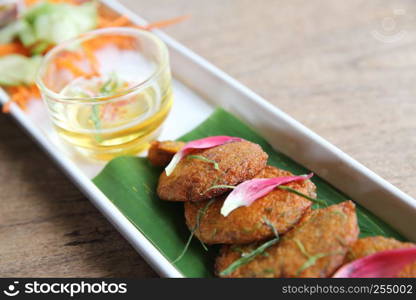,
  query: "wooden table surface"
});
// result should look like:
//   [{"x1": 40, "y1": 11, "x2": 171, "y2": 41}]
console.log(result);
[{"x1": 1, "y1": 0, "x2": 415, "y2": 277}]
